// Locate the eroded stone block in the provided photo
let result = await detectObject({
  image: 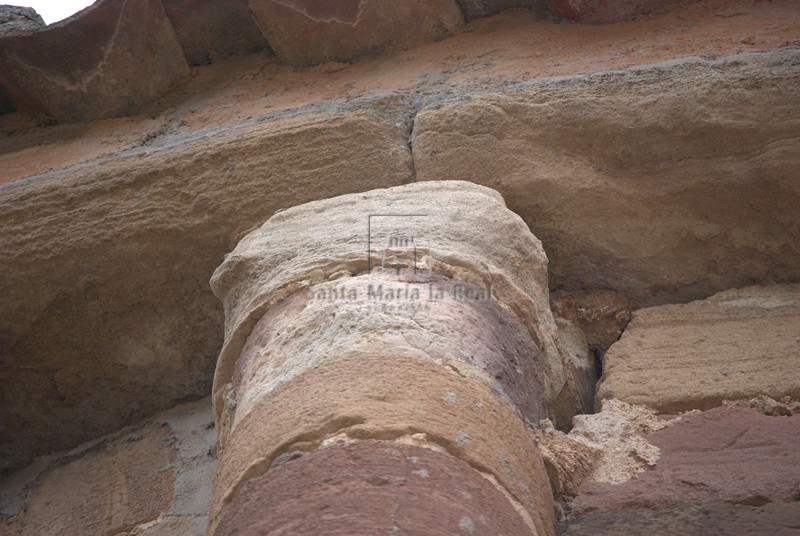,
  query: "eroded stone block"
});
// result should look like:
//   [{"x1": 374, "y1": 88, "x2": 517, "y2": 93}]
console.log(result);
[{"x1": 245, "y1": 0, "x2": 463, "y2": 65}]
